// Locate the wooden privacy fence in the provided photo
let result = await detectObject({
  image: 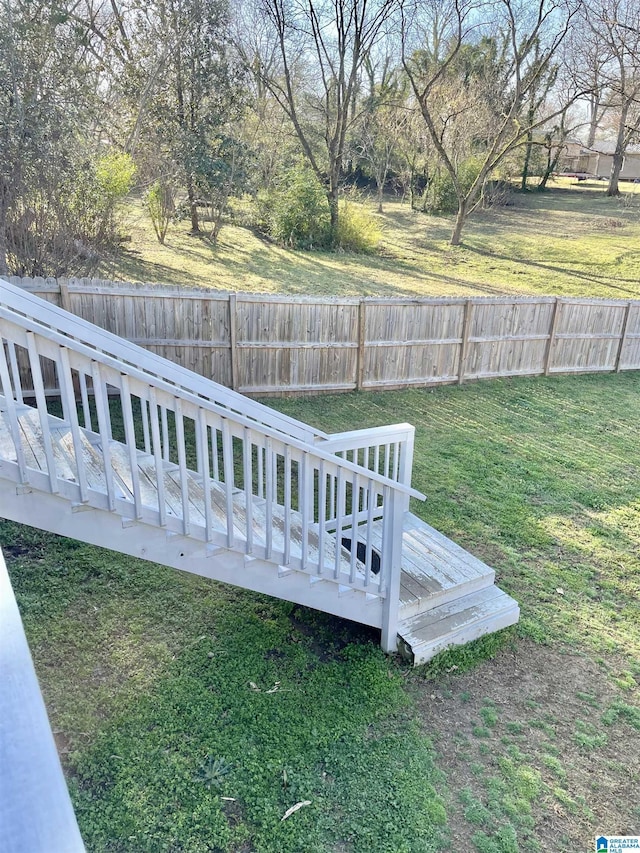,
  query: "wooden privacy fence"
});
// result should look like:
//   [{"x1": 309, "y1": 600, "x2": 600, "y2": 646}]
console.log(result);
[{"x1": 4, "y1": 277, "x2": 640, "y2": 396}]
